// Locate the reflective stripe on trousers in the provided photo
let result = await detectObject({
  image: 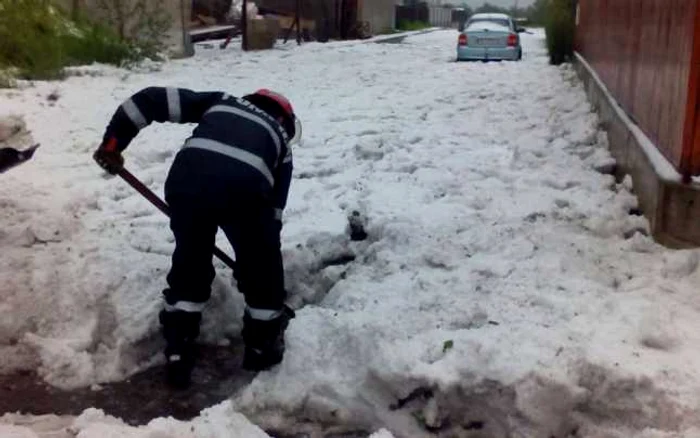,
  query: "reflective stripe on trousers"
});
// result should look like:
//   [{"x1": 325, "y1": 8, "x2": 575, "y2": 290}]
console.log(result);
[
  {"x1": 246, "y1": 306, "x2": 283, "y2": 321},
  {"x1": 164, "y1": 301, "x2": 206, "y2": 313}
]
